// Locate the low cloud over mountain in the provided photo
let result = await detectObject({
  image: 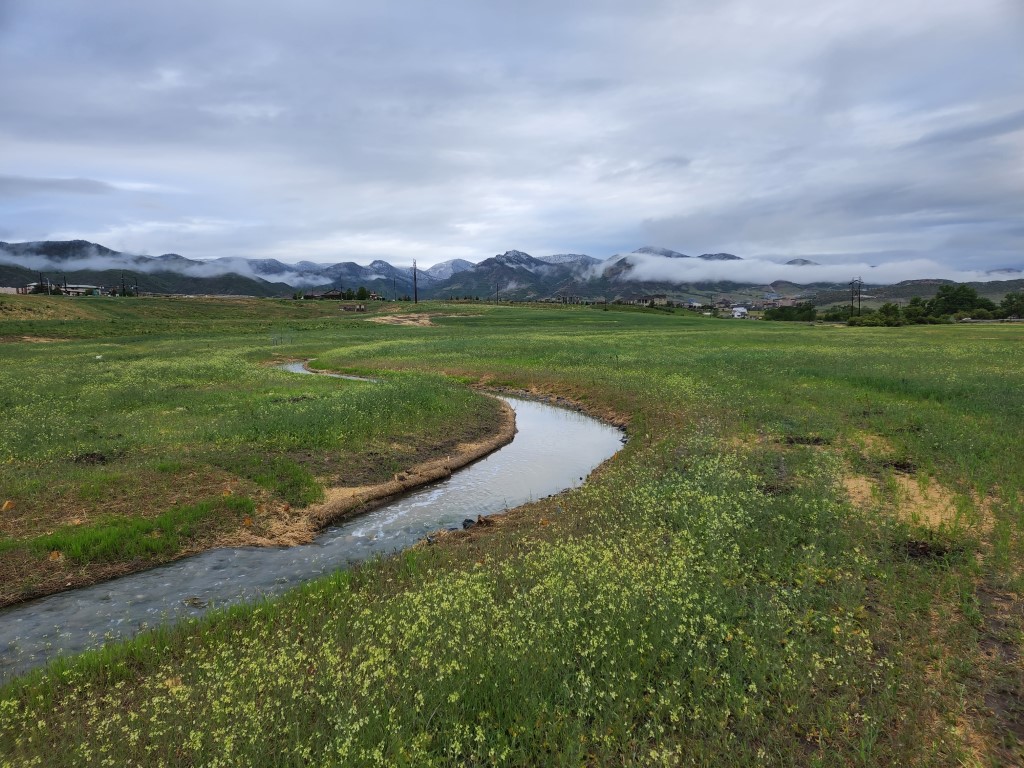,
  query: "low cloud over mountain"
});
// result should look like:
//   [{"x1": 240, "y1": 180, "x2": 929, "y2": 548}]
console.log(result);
[
  {"x1": 1, "y1": 240, "x2": 1020, "y2": 302},
  {"x1": 0, "y1": 241, "x2": 328, "y2": 287},
  {"x1": 604, "y1": 250, "x2": 1018, "y2": 286}
]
